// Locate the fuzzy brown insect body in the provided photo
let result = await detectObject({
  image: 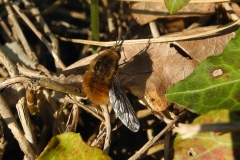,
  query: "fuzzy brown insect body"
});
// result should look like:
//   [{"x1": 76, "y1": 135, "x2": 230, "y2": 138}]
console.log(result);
[
  {"x1": 82, "y1": 48, "x2": 120, "y2": 105},
  {"x1": 82, "y1": 44, "x2": 140, "y2": 132},
  {"x1": 82, "y1": 18, "x2": 139, "y2": 132}
]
